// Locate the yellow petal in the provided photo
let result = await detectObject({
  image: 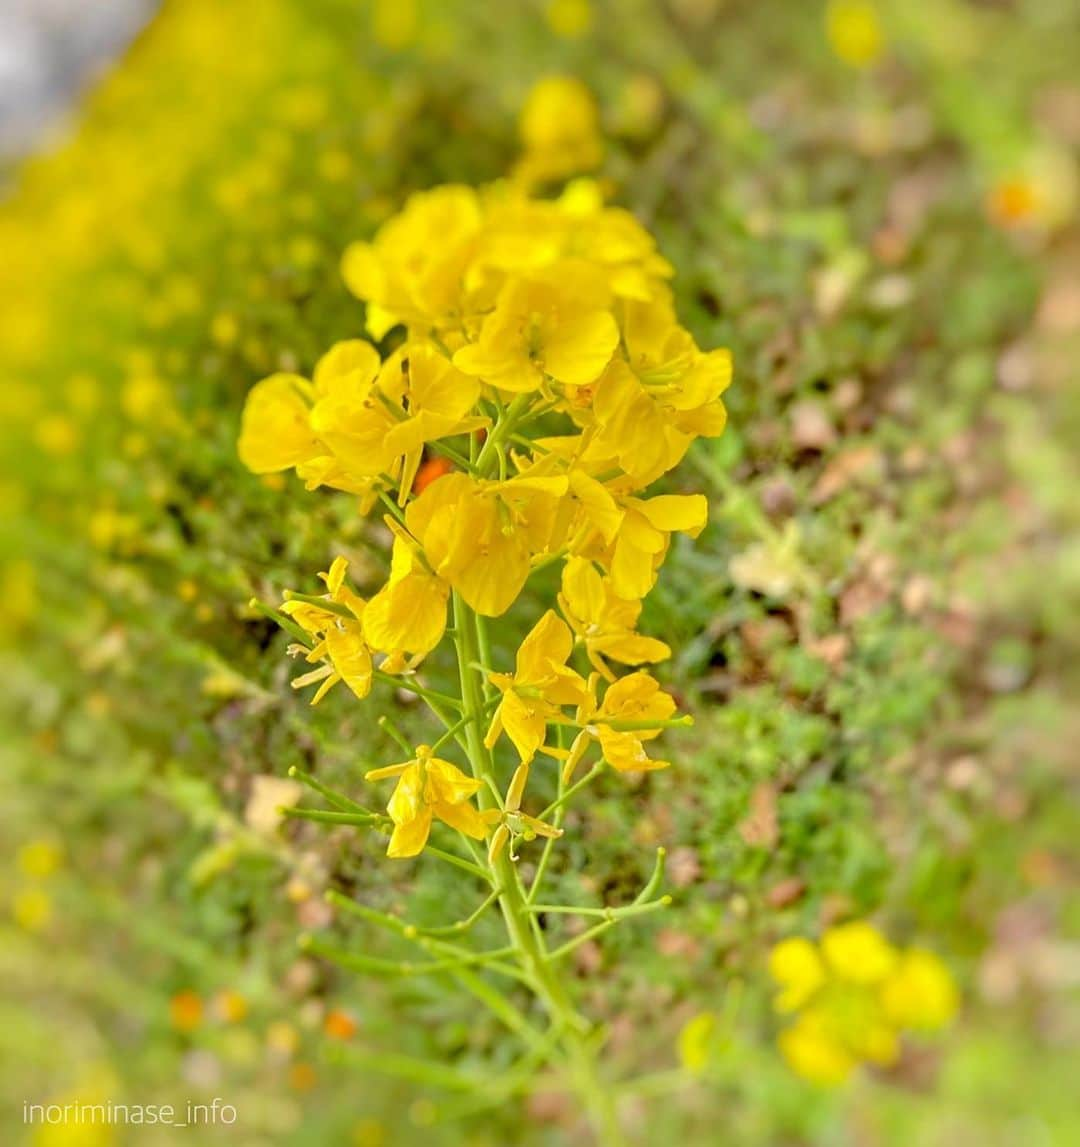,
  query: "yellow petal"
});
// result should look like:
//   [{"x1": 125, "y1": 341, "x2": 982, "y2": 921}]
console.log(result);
[
  {"x1": 768, "y1": 938, "x2": 827, "y2": 1013},
  {"x1": 387, "y1": 808, "x2": 434, "y2": 858},
  {"x1": 822, "y1": 921, "x2": 898, "y2": 985},
  {"x1": 435, "y1": 799, "x2": 487, "y2": 841},
  {"x1": 238, "y1": 374, "x2": 319, "y2": 473}
]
